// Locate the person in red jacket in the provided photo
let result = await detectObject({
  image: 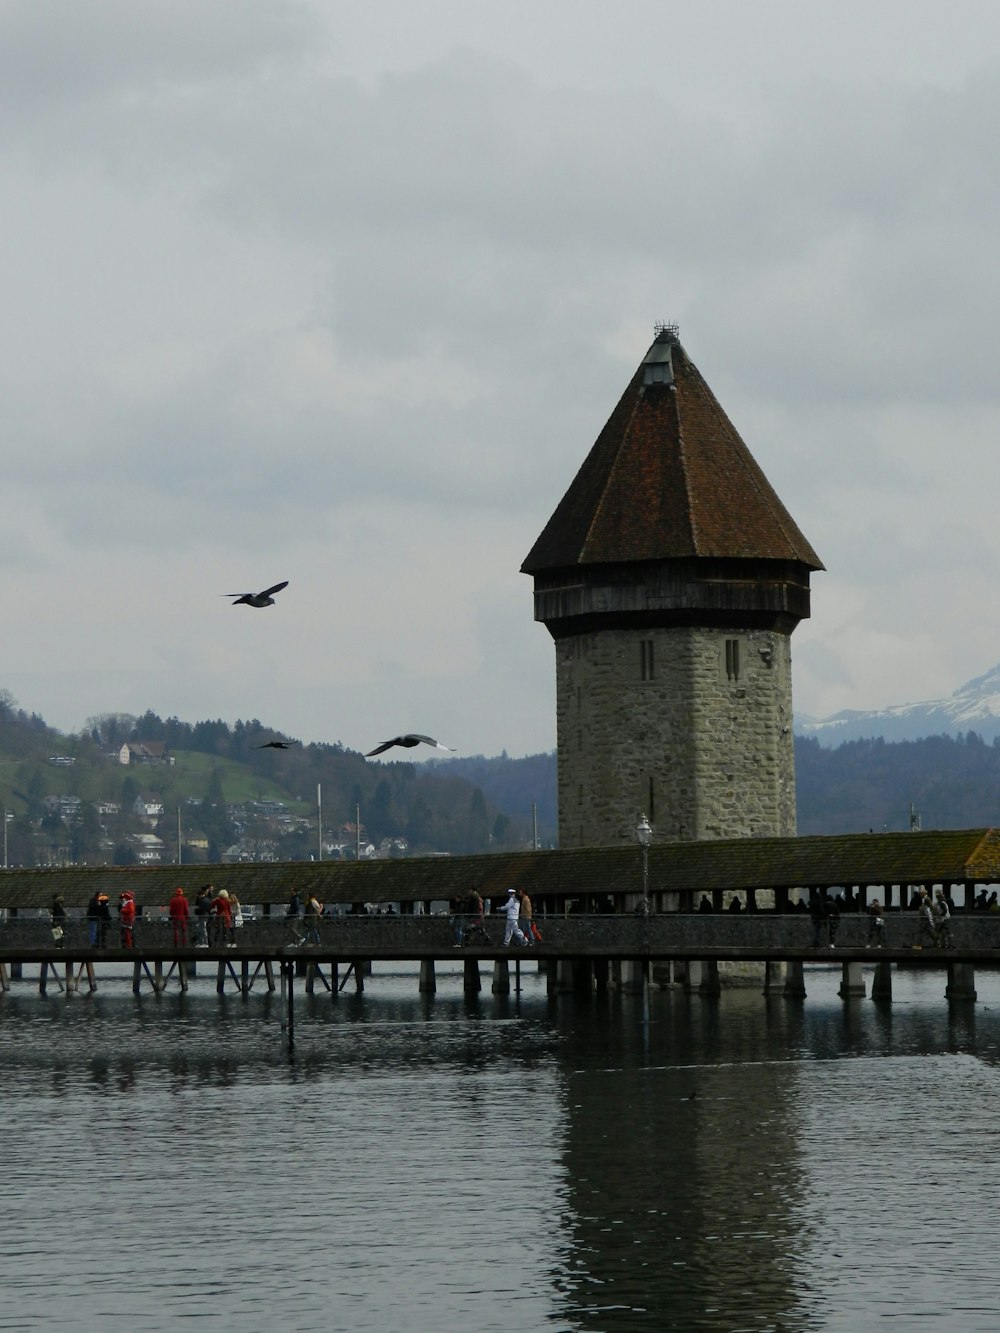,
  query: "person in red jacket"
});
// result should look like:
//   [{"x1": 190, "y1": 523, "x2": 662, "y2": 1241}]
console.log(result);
[
  {"x1": 212, "y1": 888, "x2": 235, "y2": 947},
  {"x1": 169, "y1": 886, "x2": 190, "y2": 946},
  {"x1": 119, "y1": 890, "x2": 137, "y2": 949}
]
